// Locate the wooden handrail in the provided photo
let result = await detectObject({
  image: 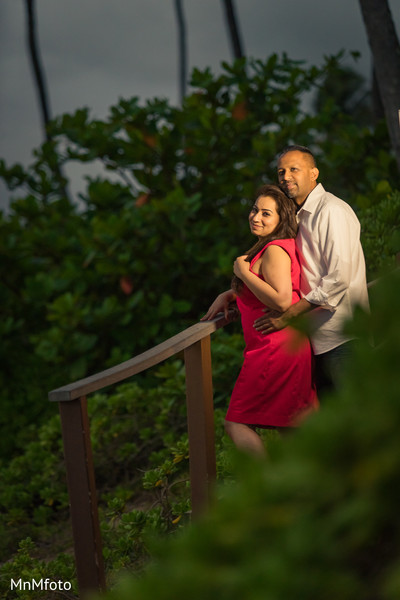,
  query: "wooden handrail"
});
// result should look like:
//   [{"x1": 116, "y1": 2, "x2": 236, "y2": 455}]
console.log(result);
[
  {"x1": 49, "y1": 312, "x2": 233, "y2": 598},
  {"x1": 49, "y1": 315, "x2": 230, "y2": 402}
]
